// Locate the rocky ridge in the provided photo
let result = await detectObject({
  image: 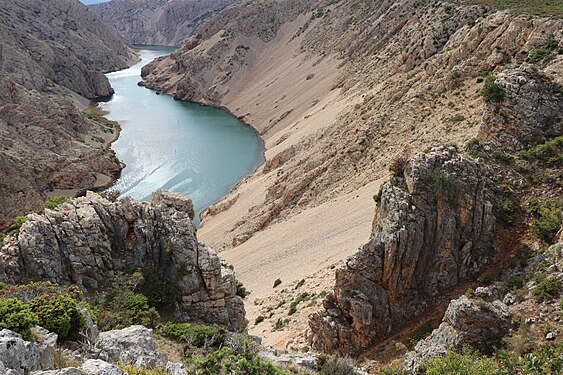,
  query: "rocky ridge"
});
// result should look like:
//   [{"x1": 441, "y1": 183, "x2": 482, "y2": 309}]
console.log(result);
[
  {"x1": 0, "y1": 190, "x2": 246, "y2": 331},
  {"x1": 90, "y1": 0, "x2": 240, "y2": 46},
  {"x1": 0, "y1": 0, "x2": 136, "y2": 230},
  {"x1": 308, "y1": 147, "x2": 497, "y2": 355}
]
